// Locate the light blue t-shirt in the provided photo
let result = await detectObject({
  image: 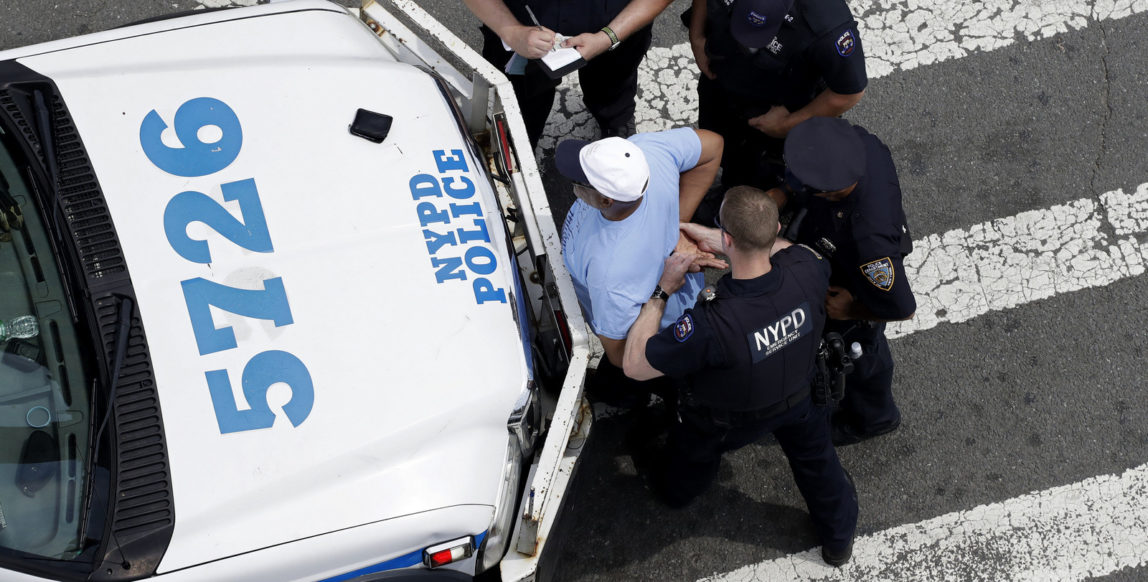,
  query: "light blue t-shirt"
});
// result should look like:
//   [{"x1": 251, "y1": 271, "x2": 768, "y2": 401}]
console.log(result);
[{"x1": 561, "y1": 128, "x2": 706, "y2": 340}]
